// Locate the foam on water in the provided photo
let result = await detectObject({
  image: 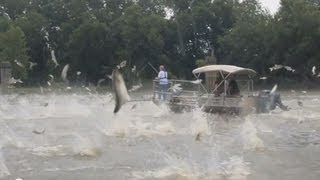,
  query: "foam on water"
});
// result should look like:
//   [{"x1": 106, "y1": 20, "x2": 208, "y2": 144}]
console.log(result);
[
  {"x1": 94, "y1": 100, "x2": 180, "y2": 138},
  {"x1": 132, "y1": 146, "x2": 250, "y2": 180},
  {"x1": 219, "y1": 156, "x2": 251, "y2": 179},
  {"x1": 132, "y1": 141, "x2": 206, "y2": 179},
  {"x1": 98, "y1": 115, "x2": 176, "y2": 138},
  {"x1": 28, "y1": 145, "x2": 68, "y2": 157},
  {"x1": 130, "y1": 136, "x2": 251, "y2": 180},
  {"x1": 0, "y1": 94, "x2": 95, "y2": 120},
  {"x1": 71, "y1": 133, "x2": 102, "y2": 158}
]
